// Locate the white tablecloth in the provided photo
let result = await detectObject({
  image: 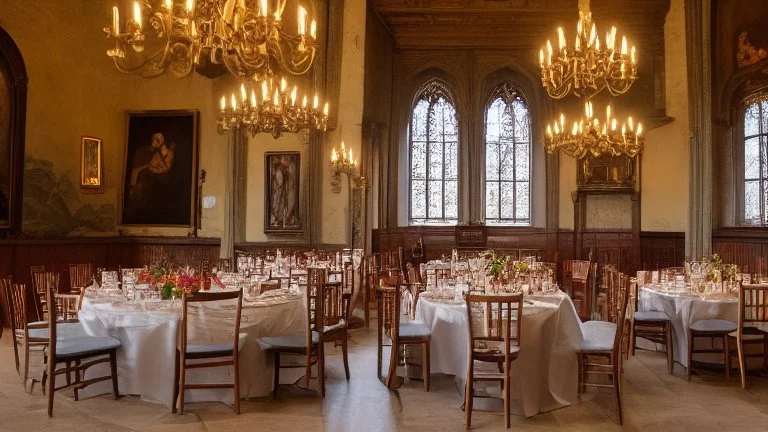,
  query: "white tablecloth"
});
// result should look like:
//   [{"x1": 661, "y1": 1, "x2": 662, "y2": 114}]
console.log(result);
[
  {"x1": 638, "y1": 286, "x2": 738, "y2": 367},
  {"x1": 76, "y1": 292, "x2": 305, "y2": 408},
  {"x1": 415, "y1": 291, "x2": 583, "y2": 417}
]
